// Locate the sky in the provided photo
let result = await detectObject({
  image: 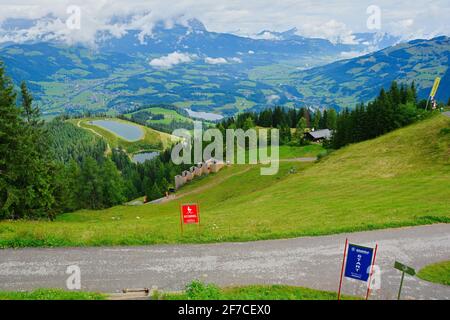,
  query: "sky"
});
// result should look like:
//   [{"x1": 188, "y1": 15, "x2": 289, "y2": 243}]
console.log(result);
[{"x1": 0, "y1": 0, "x2": 449, "y2": 46}]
